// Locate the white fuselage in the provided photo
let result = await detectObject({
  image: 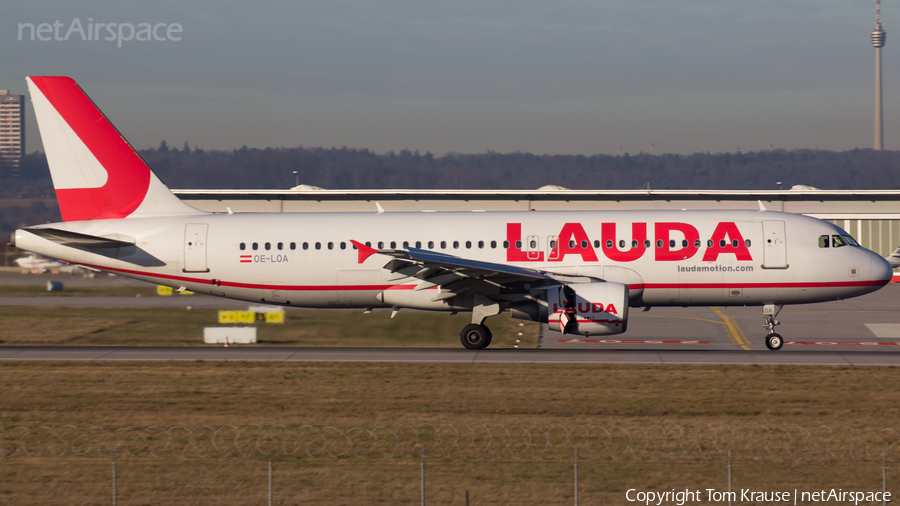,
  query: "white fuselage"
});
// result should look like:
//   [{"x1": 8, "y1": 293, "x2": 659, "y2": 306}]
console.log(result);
[{"x1": 14, "y1": 209, "x2": 892, "y2": 310}]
